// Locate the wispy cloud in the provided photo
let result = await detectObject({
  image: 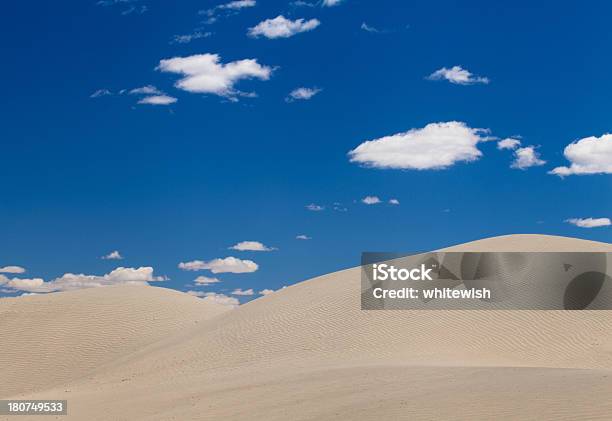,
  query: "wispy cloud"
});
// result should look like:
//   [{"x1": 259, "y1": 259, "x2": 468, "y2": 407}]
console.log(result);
[
  {"x1": 97, "y1": 0, "x2": 147, "y2": 15},
  {"x1": 157, "y1": 53, "x2": 273, "y2": 100},
  {"x1": 178, "y1": 257, "x2": 258, "y2": 273},
  {"x1": 306, "y1": 203, "x2": 324, "y2": 211},
  {"x1": 286, "y1": 87, "x2": 322, "y2": 102},
  {"x1": 171, "y1": 31, "x2": 211, "y2": 44},
  {"x1": 296, "y1": 234, "x2": 311, "y2": 240},
  {"x1": 550, "y1": 133, "x2": 612, "y2": 176},
  {"x1": 322, "y1": 0, "x2": 344, "y2": 6},
  {"x1": 360, "y1": 22, "x2": 379, "y2": 33},
  {"x1": 349, "y1": 121, "x2": 492, "y2": 170},
  {"x1": 427, "y1": 66, "x2": 489, "y2": 85},
  {"x1": 248, "y1": 16, "x2": 320, "y2": 39},
  {"x1": 129, "y1": 85, "x2": 177, "y2": 105},
  {"x1": 90, "y1": 89, "x2": 112, "y2": 98},
  {"x1": 389, "y1": 198, "x2": 400, "y2": 205},
  {"x1": 566, "y1": 217, "x2": 611, "y2": 228},
  {"x1": 199, "y1": 0, "x2": 256, "y2": 23}
]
